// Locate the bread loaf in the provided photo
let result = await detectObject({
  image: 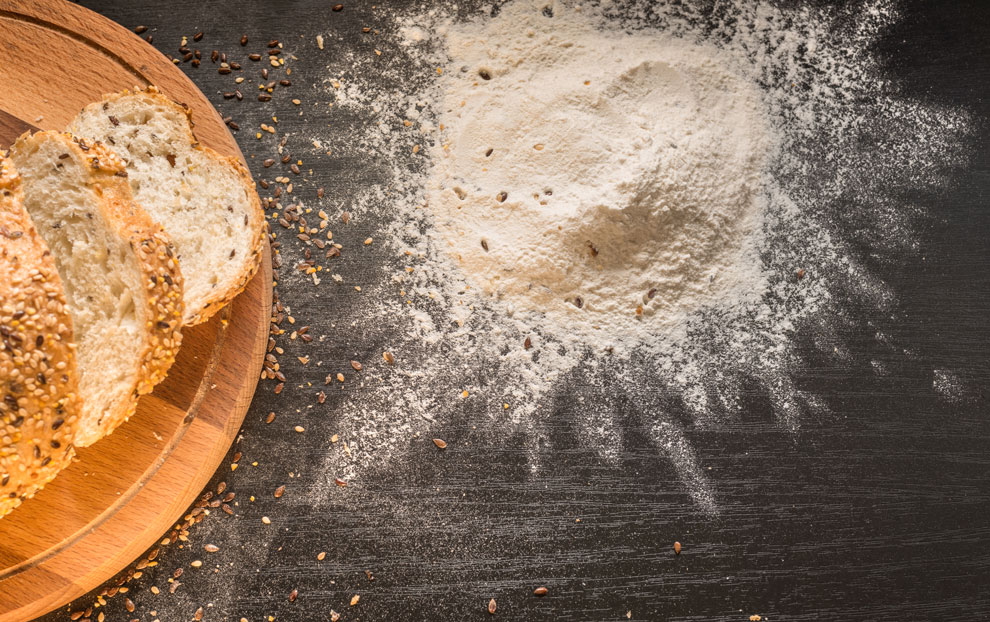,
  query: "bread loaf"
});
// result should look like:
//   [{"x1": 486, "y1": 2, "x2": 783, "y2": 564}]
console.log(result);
[
  {"x1": 0, "y1": 151, "x2": 79, "y2": 517},
  {"x1": 69, "y1": 86, "x2": 266, "y2": 325},
  {"x1": 9, "y1": 131, "x2": 184, "y2": 447}
]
